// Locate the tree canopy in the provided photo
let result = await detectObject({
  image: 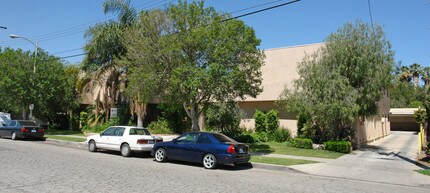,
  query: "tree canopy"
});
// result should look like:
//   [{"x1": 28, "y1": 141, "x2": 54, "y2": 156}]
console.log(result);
[
  {"x1": 279, "y1": 20, "x2": 394, "y2": 142},
  {"x1": 0, "y1": 47, "x2": 78, "y2": 122}
]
